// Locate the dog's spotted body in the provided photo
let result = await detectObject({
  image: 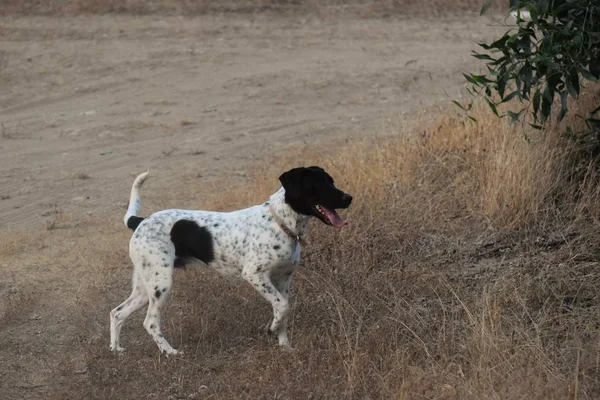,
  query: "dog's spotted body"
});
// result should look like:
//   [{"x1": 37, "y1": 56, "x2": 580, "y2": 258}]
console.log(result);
[{"x1": 110, "y1": 166, "x2": 352, "y2": 355}]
